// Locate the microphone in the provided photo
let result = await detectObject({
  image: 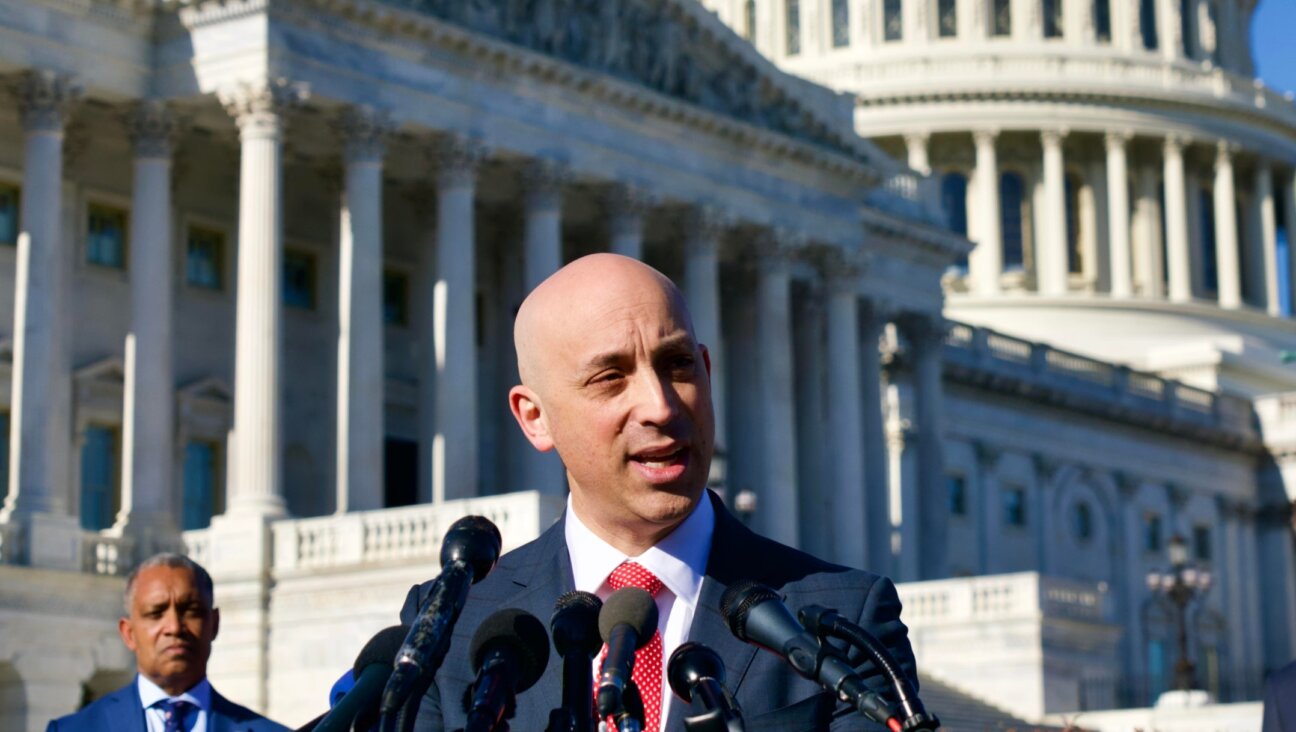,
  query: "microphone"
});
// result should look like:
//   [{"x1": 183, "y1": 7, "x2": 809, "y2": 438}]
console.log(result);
[
  {"x1": 549, "y1": 591, "x2": 604, "y2": 732},
  {"x1": 667, "y1": 642, "x2": 746, "y2": 732},
  {"x1": 720, "y1": 581, "x2": 899, "y2": 731},
  {"x1": 465, "y1": 608, "x2": 551, "y2": 732},
  {"x1": 315, "y1": 625, "x2": 409, "y2": 732},
  {"x1": 596, "y1": 587, "x2": 659, "y2": 723},
  {"x1": 380, "y1": 516, "x2": 503, "y2": 721}
]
